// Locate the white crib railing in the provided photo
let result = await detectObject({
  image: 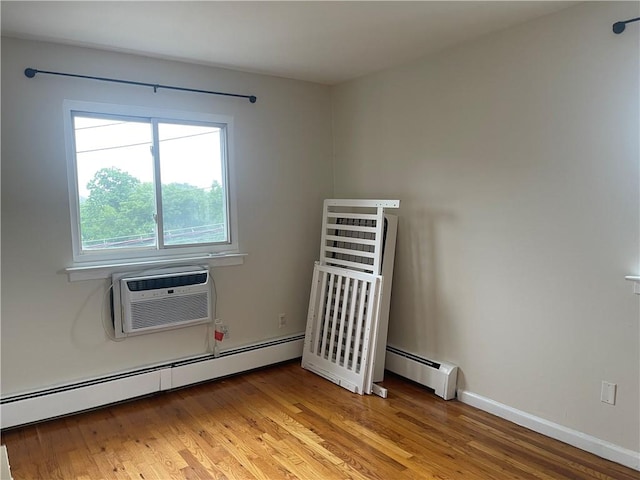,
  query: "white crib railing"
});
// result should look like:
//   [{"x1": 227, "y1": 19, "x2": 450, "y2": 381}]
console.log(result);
[
  {"x1": 302, "y1": 263, "x2": 382, "y2": 395},
  {"x1": 303, "y1": 199, "x2": 399, "y2": 397}
]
